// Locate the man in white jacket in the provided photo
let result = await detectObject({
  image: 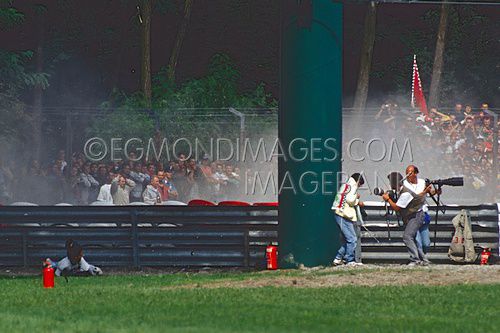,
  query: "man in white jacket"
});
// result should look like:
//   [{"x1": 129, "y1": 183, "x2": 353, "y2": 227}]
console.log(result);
[
  {"x1": 96, "y1": 173, "x2": 114, "y2": 205},
  {"x1": 331, "y1": 173, "x2": 365, "y2": 266}
]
